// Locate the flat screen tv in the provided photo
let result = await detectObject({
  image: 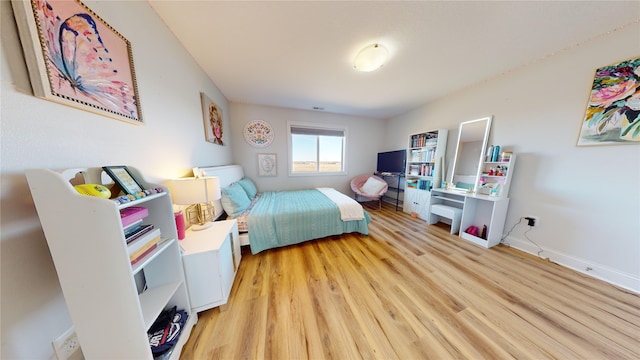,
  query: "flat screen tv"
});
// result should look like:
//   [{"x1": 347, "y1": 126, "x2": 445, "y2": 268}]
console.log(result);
[{"x1": 376, "y1": 150, "x2": 406, "y2": 174}]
